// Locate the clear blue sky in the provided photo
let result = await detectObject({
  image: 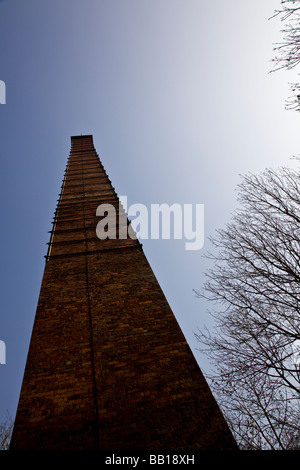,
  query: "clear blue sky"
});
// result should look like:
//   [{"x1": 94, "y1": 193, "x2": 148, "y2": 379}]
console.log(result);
[{"x1": 1, "y1": 0, "x2": 300, "y2": 422}]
